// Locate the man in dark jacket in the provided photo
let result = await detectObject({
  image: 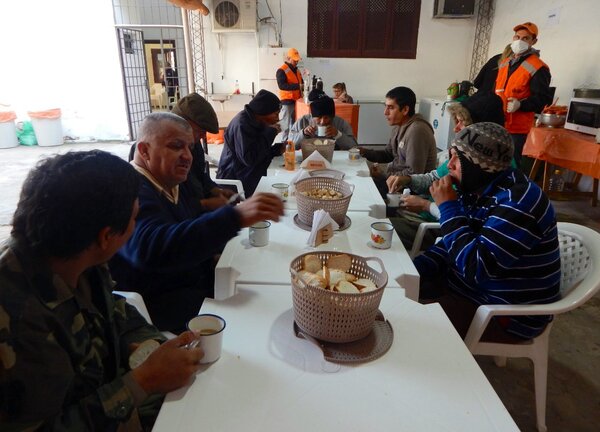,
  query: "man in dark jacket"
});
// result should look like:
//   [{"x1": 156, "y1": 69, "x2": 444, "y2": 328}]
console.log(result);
[
  {"x1": 217, "y1": 89, "x2": 285, "y2": 196},
  {"x1": 110, "y1": 113, "x2": 284, "y2": 332}
]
